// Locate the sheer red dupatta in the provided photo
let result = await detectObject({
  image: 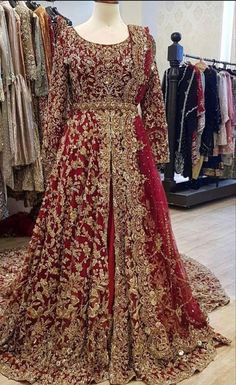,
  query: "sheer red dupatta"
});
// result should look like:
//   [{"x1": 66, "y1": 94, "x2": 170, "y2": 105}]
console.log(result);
[{"x1": 136, "y1": 29, "x2": 208, "y2": 332}]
